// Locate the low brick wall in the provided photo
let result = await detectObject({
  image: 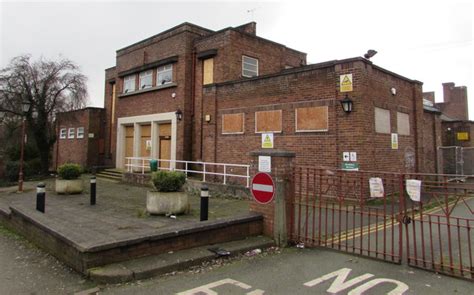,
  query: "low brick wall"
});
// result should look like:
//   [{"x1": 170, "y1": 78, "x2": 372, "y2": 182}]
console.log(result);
[
  {"x1": 186, "y1": 179, "x2": 251, "y2": 199},
  {"x1": 4, "y1": 206, "x2": 263, "y2": 274},
  {"x1": 122, "y1": 172, "x2": 152, "y2": 186}
]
